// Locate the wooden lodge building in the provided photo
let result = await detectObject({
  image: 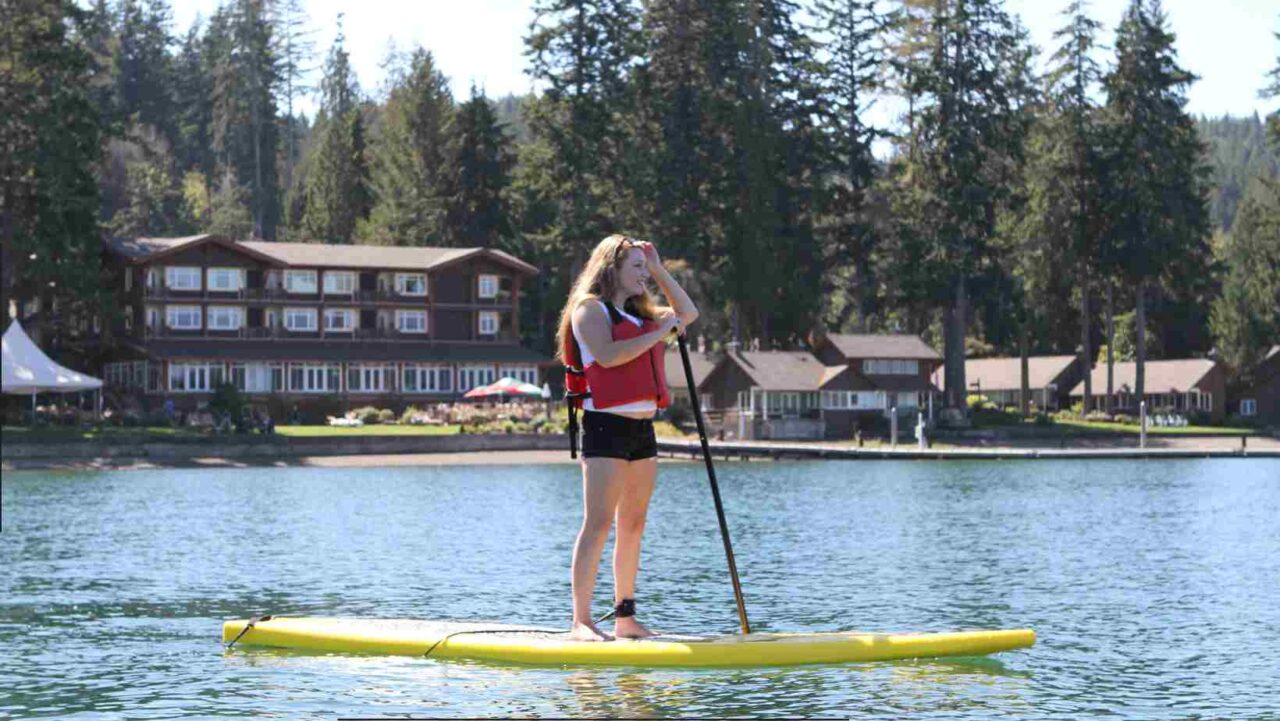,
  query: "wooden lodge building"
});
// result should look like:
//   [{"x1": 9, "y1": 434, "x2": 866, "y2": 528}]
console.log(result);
[
  {"x1": 931, "y1": 355, "x2": 1083, "y2": 411},
  {"x1": 99, "y1": 234, "x2": 547, "y2": 411},
  {"x1": 1068, "y1": 358, "x2": 1226, "y2": 422}
]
